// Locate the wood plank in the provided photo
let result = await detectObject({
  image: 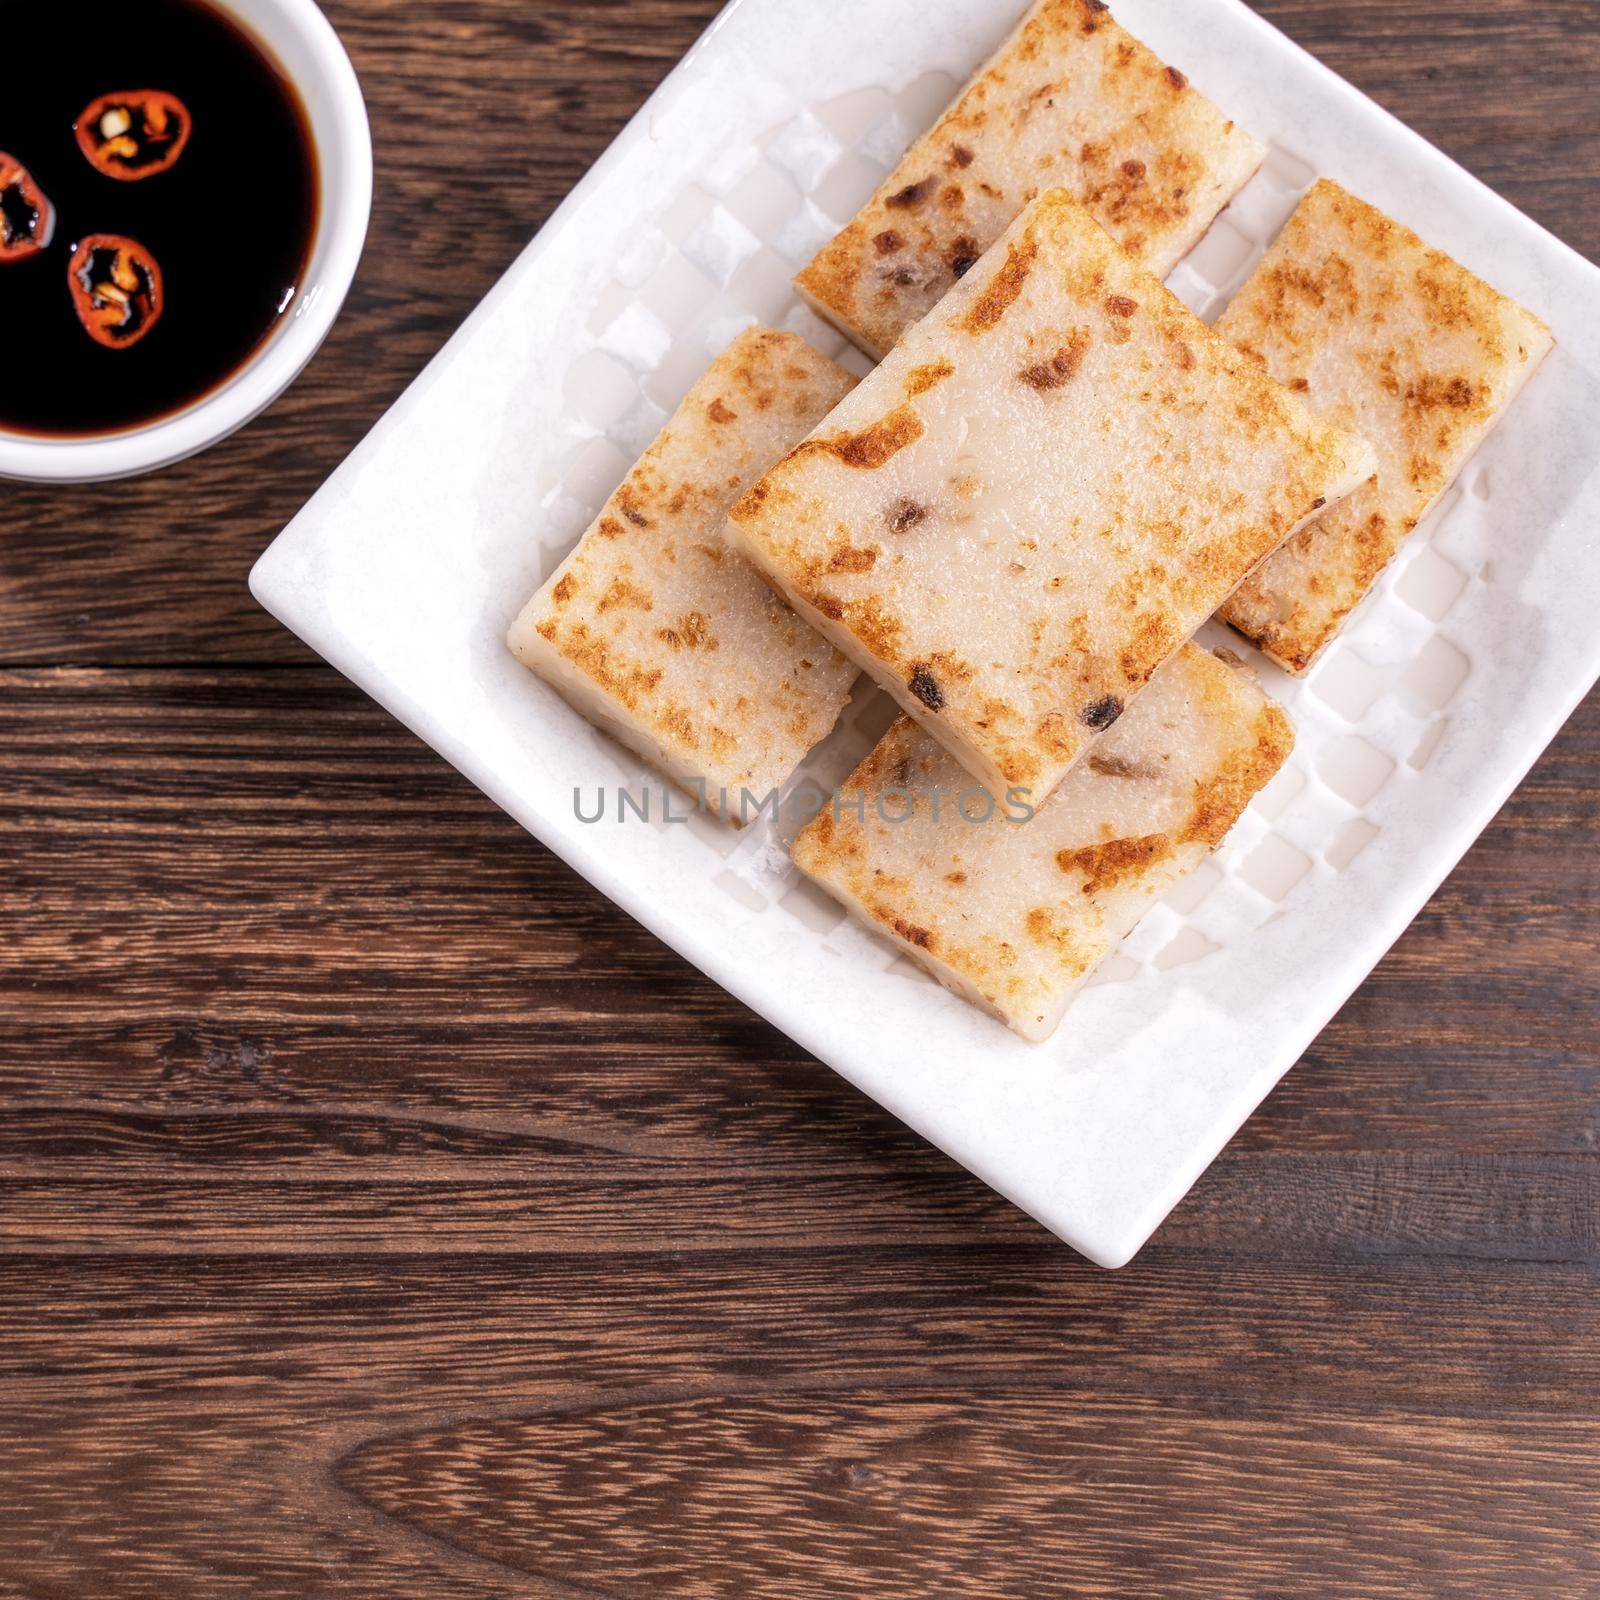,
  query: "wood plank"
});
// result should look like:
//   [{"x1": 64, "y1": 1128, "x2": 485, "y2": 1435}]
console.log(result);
[
  {"x1": 12, "y1": 1390, "x2": 1600, "y2": 1598},
  {"x1": 4, "y1": 1253, "x2": 1600, "y2": 1419},
  {"x1": 3, "y1": 671, "x2": 1595, "y2": 1173},
  {"x1": 4, "y1": 1253, "x2": 1600, "y2": 1595},
  {"x1": 0, "y1": 1152, "x2": 1596, "y2": 1261},
  {"x1": 336, "y1": 1393, "x2": 1600, "y2": 1600}
]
